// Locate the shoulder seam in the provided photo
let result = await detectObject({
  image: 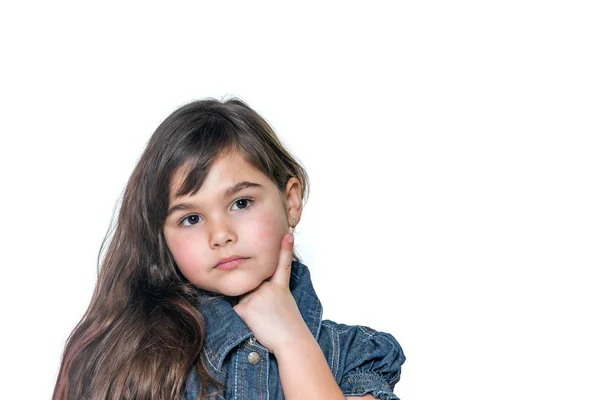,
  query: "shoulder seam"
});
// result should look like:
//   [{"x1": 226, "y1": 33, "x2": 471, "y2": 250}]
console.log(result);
[
  {"x1": 325, "y1": 322, "x2": 354, "y2": 334},
  {"x1": 357, "y1": 325, "x2": 376, "y2": 337},
  {"x1": 322, "y1": 321, "x2": 381, "y2": 336}
]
